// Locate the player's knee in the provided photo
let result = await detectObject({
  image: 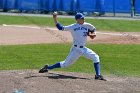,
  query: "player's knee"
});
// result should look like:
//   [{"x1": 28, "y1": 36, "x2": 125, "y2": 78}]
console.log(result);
[
  {"x1": 60, "y1": 60, "x2": 74, "y2": 68},
  {"x1": 60, "y1": 61, "x2": 69, "y2": 68},
  {"x1": 93, "y1": 54, "x2": 100, "y2": 63}
]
